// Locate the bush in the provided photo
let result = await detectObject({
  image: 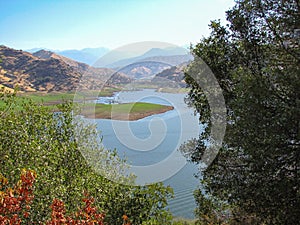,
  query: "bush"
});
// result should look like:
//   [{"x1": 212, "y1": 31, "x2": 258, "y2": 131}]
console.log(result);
[
  {"x1": 0, "y1": 169, "x2": 36, "y2": 224},
  {"x1": 0, "y1": 91, "x2": 173, "y2": 224}
]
